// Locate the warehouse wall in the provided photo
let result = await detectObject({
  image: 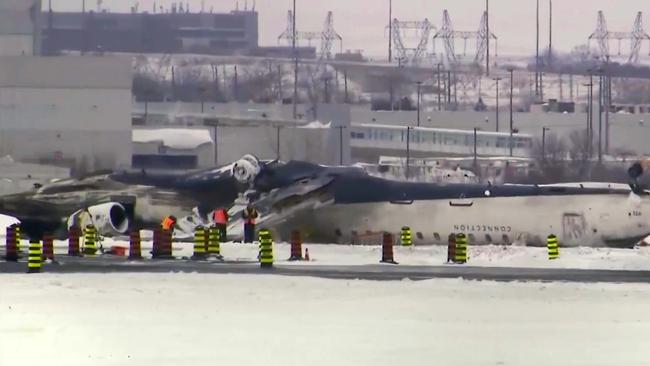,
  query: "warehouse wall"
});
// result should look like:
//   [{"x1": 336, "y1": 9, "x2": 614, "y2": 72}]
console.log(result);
[{"x1": 0, "y1": 55, "x2": 132, "y2": 174}]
